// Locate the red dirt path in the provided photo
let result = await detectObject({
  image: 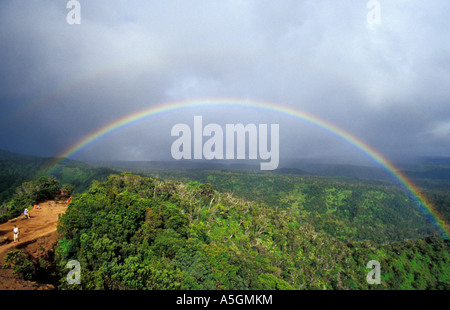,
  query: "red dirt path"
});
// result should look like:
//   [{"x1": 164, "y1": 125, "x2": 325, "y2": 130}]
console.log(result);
[{"x1": 0, "y1": 200, "x2": 67, "y2": 290}]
